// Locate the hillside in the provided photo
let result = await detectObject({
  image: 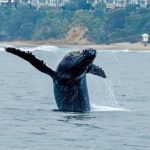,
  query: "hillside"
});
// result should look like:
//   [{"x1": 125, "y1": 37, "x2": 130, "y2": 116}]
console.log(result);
[{"x1": 0, "y1": 4, "x2": 150, "y2": 44}]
